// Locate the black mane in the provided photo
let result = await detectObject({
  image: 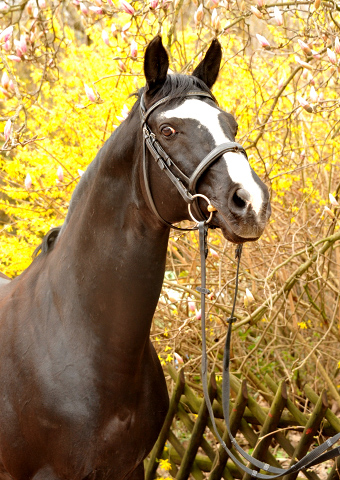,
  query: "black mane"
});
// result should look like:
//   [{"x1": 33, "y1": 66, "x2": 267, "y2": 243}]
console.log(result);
[
  {"x1": 145, "y1": 73, "x2": 215, "y2": 104},
  {"x1": 130, "y1": 73, "x2": 216, "y2": 117}
]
